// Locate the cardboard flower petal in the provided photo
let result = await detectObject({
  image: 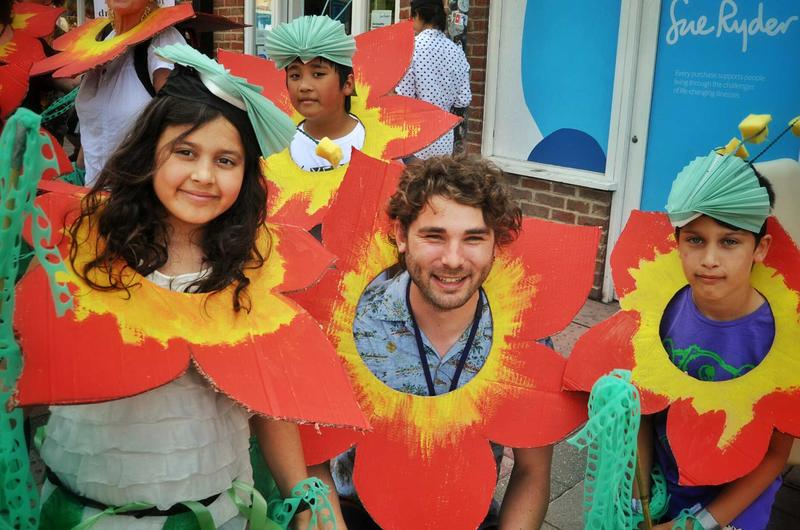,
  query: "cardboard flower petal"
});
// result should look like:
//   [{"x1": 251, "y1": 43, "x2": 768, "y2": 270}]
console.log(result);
[
  {"x1": 293, "y1": 150, "x2": 599, "y2": 529},
  {"x1": 0, "y1": 2, "x2": 63, "y2": 65},
  {"x1": 0, "y1": 3, "x2": 64, "y2": 118},
  {"x1": 563, "y1": 210, "x2": 800, "y2": 486},
  {"x1": 0, "y1": 62, "x2": 30, "y2": 118},
  {"x1": 13, "y1": 186, "x2": 369, "y2": 430},
  {"x1": 30, "y1": 3, "x2": 194, "y2": 78},
  {"x1": 218, "y1": 21, "x2": 461, "y2": 229}
]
